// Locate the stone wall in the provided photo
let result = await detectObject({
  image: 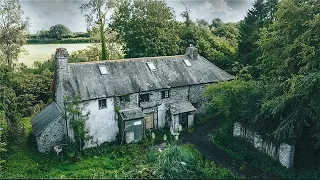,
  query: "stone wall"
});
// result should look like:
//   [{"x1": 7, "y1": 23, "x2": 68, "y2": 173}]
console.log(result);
[
  {"x1": 233, "y1": 122, "x2": 295, "y2": 168},
  {"x1": 36, "y1": 117, "x2": 66, "y2": 153}
]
